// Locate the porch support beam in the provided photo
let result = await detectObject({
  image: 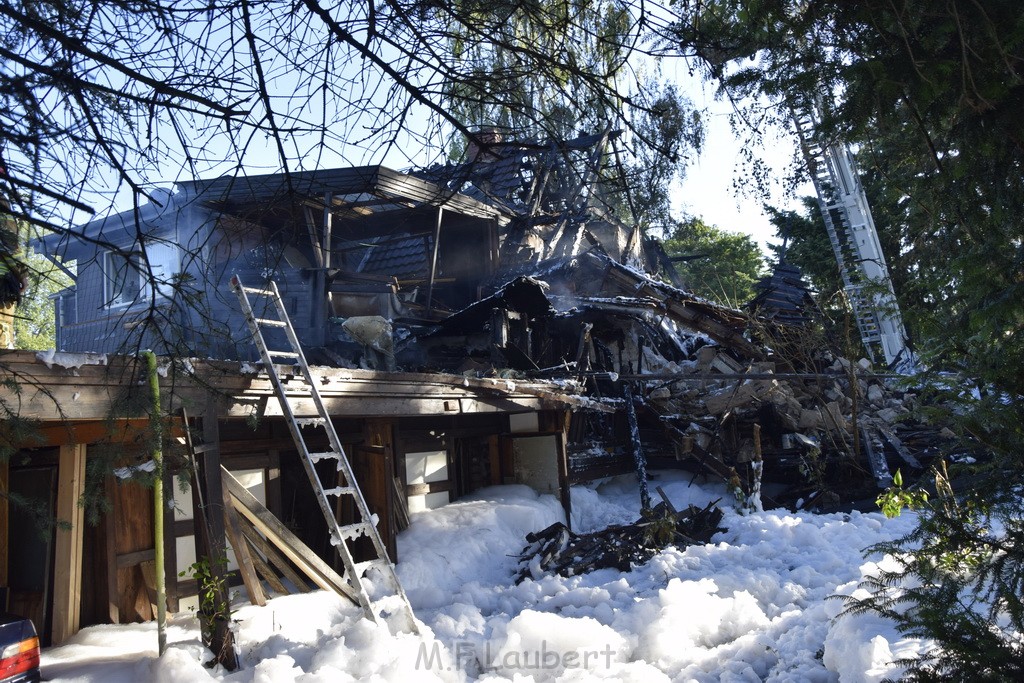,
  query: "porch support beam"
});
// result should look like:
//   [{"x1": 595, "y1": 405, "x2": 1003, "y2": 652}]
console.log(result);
[{"x1": 52, "y1": 443, "x2": 86, "y2": 644}]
